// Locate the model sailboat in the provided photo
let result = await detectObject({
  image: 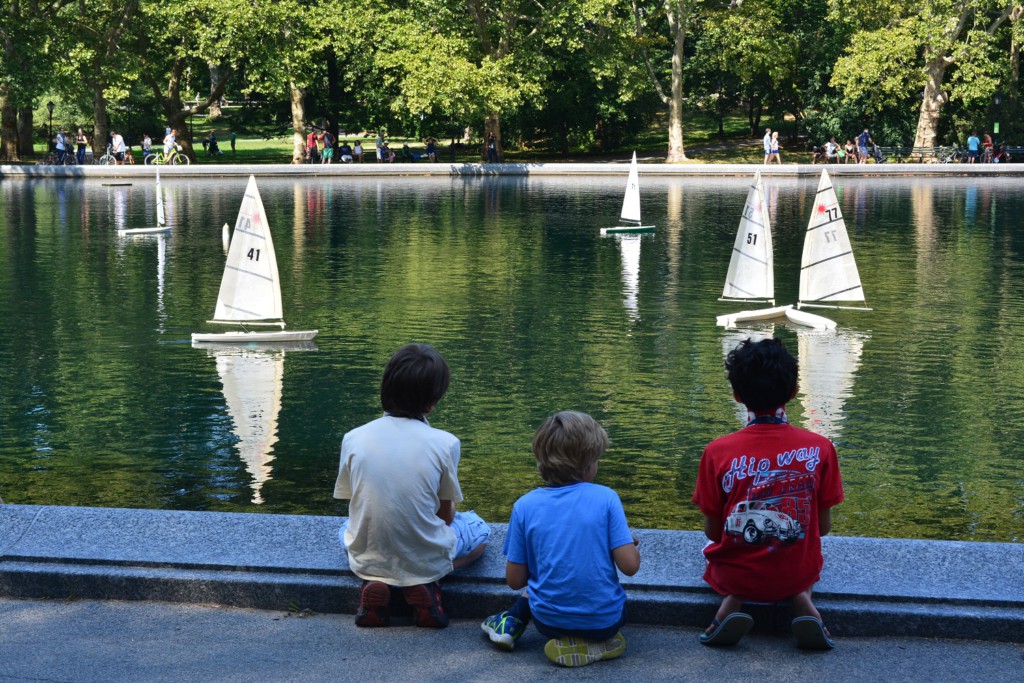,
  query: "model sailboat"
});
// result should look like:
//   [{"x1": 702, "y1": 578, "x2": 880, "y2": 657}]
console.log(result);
[
  {"x1": 118, "y1": 168, "x2": 171, "y2": 235},
  {"x1": 192, "y1": 176, "x2": 318, "y2": 343},
  {"x1": 717, "y1": 170, "x2": 866, "y2": 330},
  {"x1": 601, "y1": 152, "x2": 655, "y2": 235}
]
